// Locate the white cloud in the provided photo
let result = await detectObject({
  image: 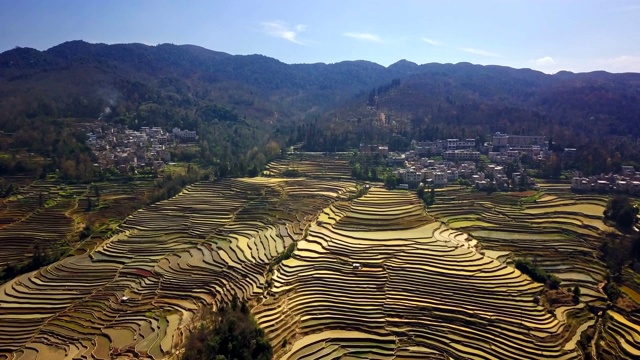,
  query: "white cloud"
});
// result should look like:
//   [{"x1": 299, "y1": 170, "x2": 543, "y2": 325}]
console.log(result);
[
  {"x1": 422, "y1": 38, "x2": 441, "y2": 46},
  {"x1": 261, "y1": 21, "x2": 307, "y2": 45},
  {"x1": 535, "y1": 56, "x2": 555, "y2": 66},
  {"x1": 595, "y1": 55, "x2": 640, "y2": 73},
  {"x1": 459, "y1": 47, "x2": 501, "y2": 58},
  {"x1": 343, "y1": 32, "x2": 383, "y2": 43}
]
